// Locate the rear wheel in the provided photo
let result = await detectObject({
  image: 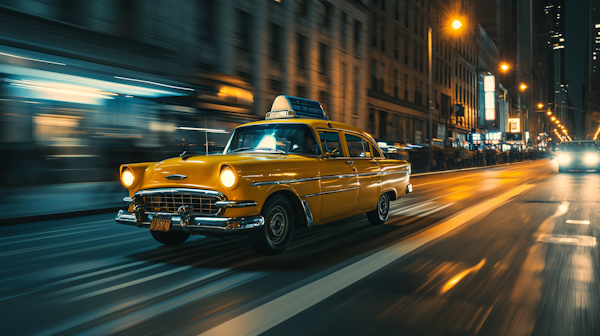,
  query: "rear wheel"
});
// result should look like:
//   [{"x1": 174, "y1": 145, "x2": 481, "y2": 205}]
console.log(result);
[
  {"x1": 367, "y1": 193, "x2": 390, "y2": 225},
  {"x1": 150, "y1": 230, "x2": 190, "y2": 245},
  {"x1": 249, "y1": 195, "x2": 294, "y2": 255}
]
